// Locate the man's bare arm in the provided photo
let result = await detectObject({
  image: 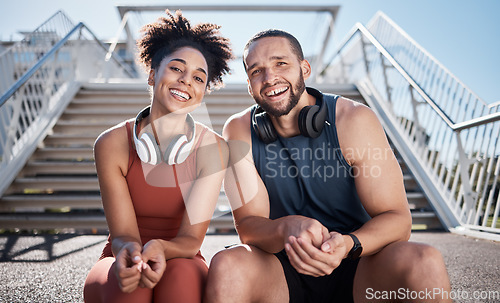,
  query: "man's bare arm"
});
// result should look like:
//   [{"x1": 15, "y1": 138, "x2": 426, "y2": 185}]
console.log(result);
[{"x1": 223, "y1": 110, "x2": 329, "y2": 253}]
